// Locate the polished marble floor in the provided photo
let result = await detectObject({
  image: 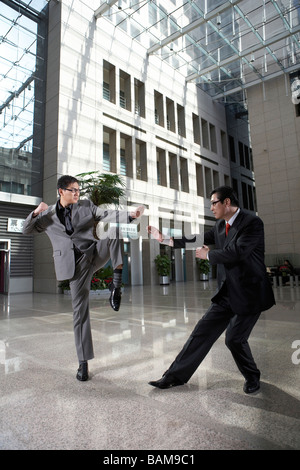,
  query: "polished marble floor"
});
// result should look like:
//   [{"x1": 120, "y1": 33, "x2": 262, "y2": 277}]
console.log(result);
[{"x1": 0, "y1": 280, "x2": 300, "y2": 451}]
